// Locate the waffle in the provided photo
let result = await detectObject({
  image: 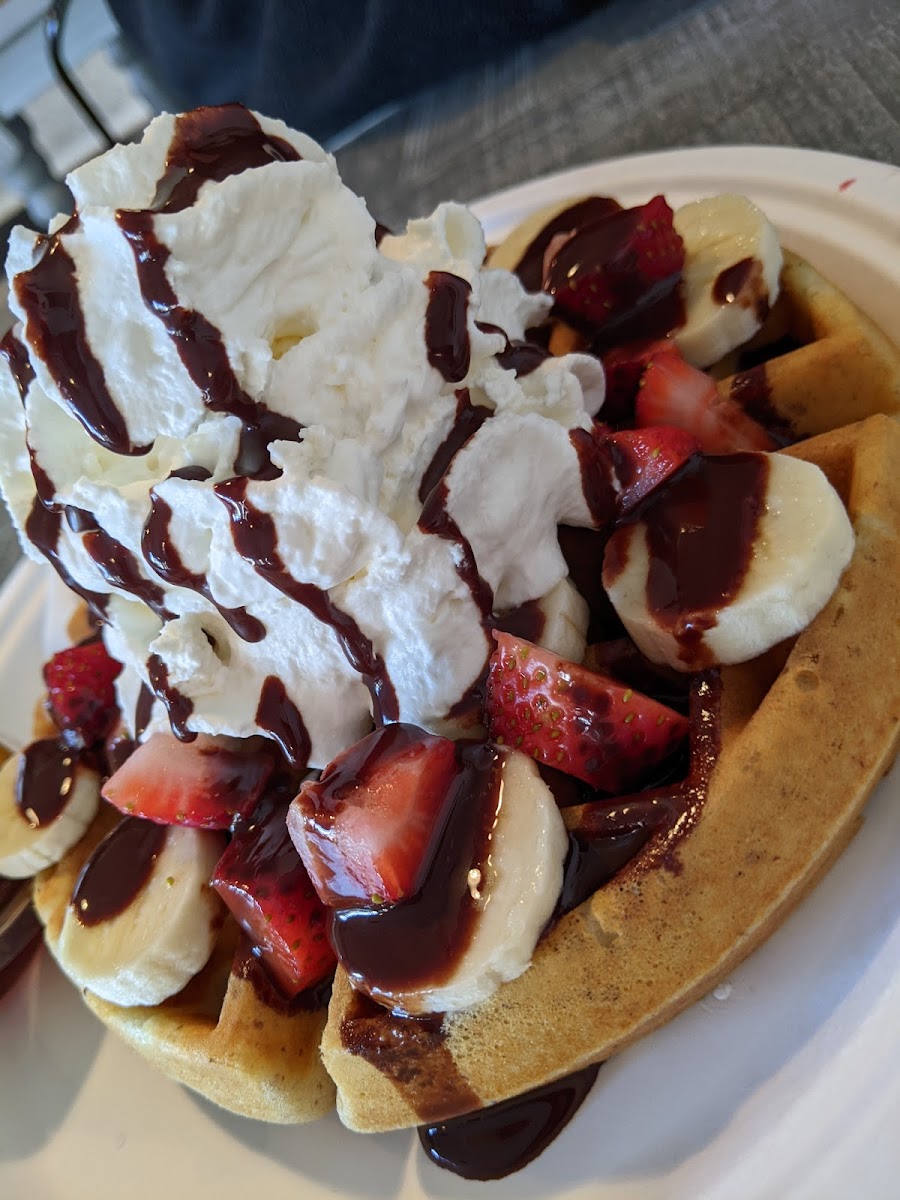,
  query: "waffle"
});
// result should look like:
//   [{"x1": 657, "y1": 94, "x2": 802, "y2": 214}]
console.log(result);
[
  {"x1": 322, "y1": 207, "x2": 900, "y2": 1132},
  {"x1": 32, "y1": 804, "x2": 335, "y2": 1124},
  {"x1": 22, "y1": 205, "x2": 900, "y2": 1134}
]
